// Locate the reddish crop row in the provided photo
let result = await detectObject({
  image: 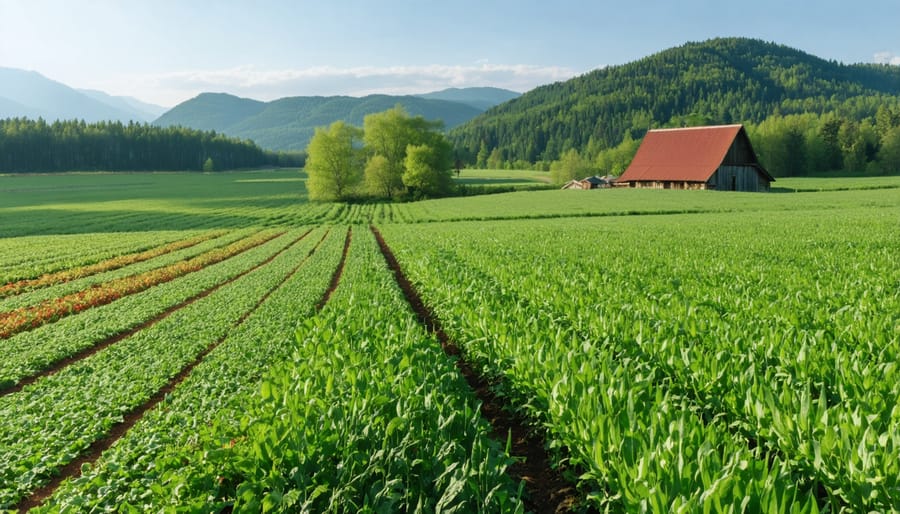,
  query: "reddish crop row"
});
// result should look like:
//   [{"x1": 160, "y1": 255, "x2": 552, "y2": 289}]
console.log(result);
[
  {"x1": 0, "y1": 231, "x2": 282, "y2": 339},
  {"x1": 0, "y1": 231, "x2": 224, "y2": 298}
]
